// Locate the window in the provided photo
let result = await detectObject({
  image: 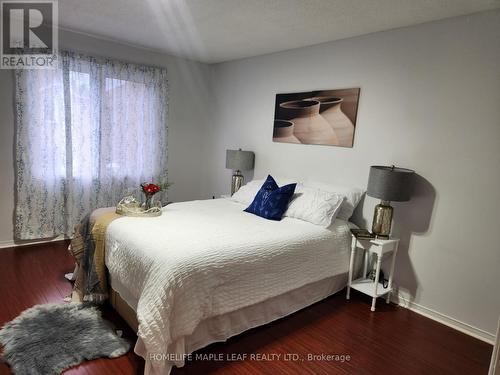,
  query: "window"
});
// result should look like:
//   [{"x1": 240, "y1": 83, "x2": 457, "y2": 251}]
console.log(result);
[{"x1": 14, "y1": 51, "x2": 168, "y2": 239}]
